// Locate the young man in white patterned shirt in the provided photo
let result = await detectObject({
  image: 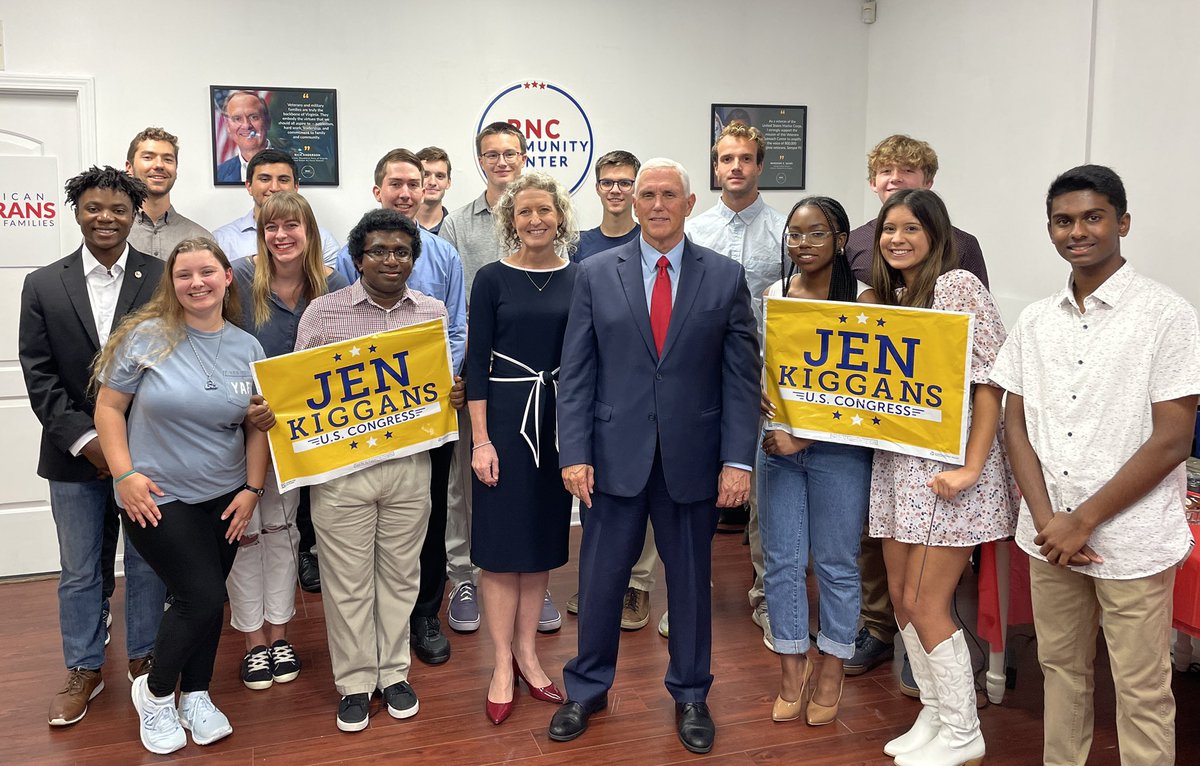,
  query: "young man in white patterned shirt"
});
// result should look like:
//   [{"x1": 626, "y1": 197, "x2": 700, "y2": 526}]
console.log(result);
[{"x1": 991, "y1": 164, "x2": 1200, "y2": 766}]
